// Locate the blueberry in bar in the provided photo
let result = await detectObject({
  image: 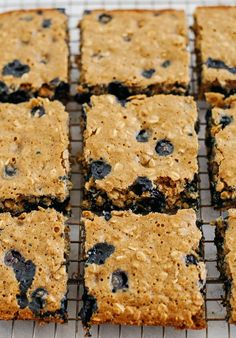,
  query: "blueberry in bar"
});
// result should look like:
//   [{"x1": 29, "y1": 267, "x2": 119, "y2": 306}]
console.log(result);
[
  {"x1": 0, "y1": 9, "x2": 69, "y2": 103},
  {"x1": 194, "y1": 7, "x2": 236, "y2": 97},
  {"x1": 77, "y1": 9, "x2": 190, "y2": 103},
  {"x1": 215, "y1": 209, "x2": 236, "y2": 323},
  {"x1": 0, "y1": 97, "x2": 71, "y2": 214},
  {"x1": 206, "y1": 94, "x2": 236, "y2": 209},
  {"x1": 81, "y1": 94, "x2": 199, "y2": 213},
  {"x1": 0, "y1": 209, "x2": 69, "y2": 322},
  {"x1": 79, "y1": 209, "x2": 206, "y2": 329}
]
